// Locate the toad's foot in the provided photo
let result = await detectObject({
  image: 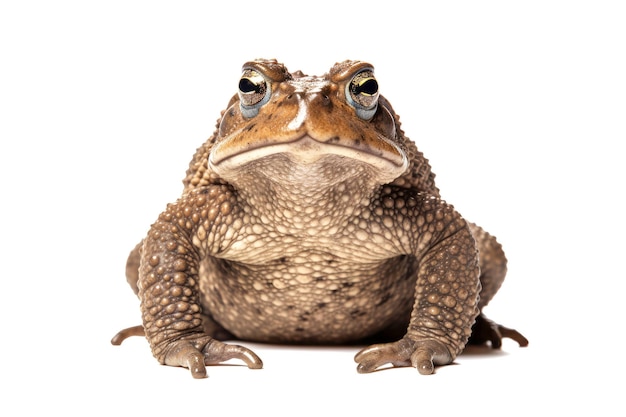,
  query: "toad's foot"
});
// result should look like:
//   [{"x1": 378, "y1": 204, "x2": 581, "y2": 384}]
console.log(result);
[
  {"x1": 354, "y1": 337, "x2": 452, "y2": 375},
  {"x1": 468, "y1": 314, "x2": 529, "y2": 348},
  {"x1": 161, "y1": 336, "x2": 263, "y2": 378}
]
